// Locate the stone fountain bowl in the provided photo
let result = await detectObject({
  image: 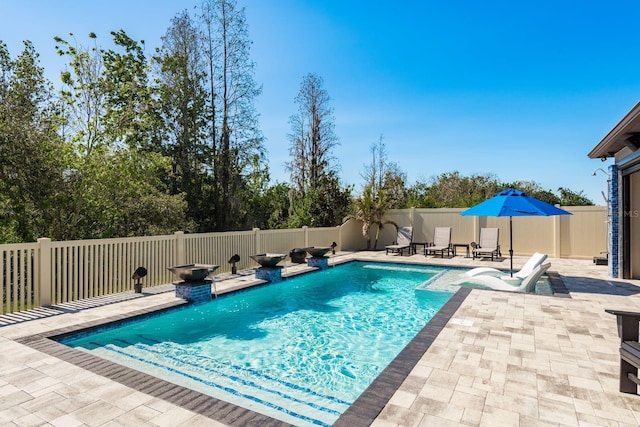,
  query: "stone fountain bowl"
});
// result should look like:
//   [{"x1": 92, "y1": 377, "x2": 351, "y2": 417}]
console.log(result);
[
  {"x1": 250, "y1": 253, "x2": 287, "y2": 267},
  {"x1": 304, "y1": 246, "x2": 331, "y2": 258},
  {"x1": 168, "y1": 263, "x2": 219, "y2": 282}
]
